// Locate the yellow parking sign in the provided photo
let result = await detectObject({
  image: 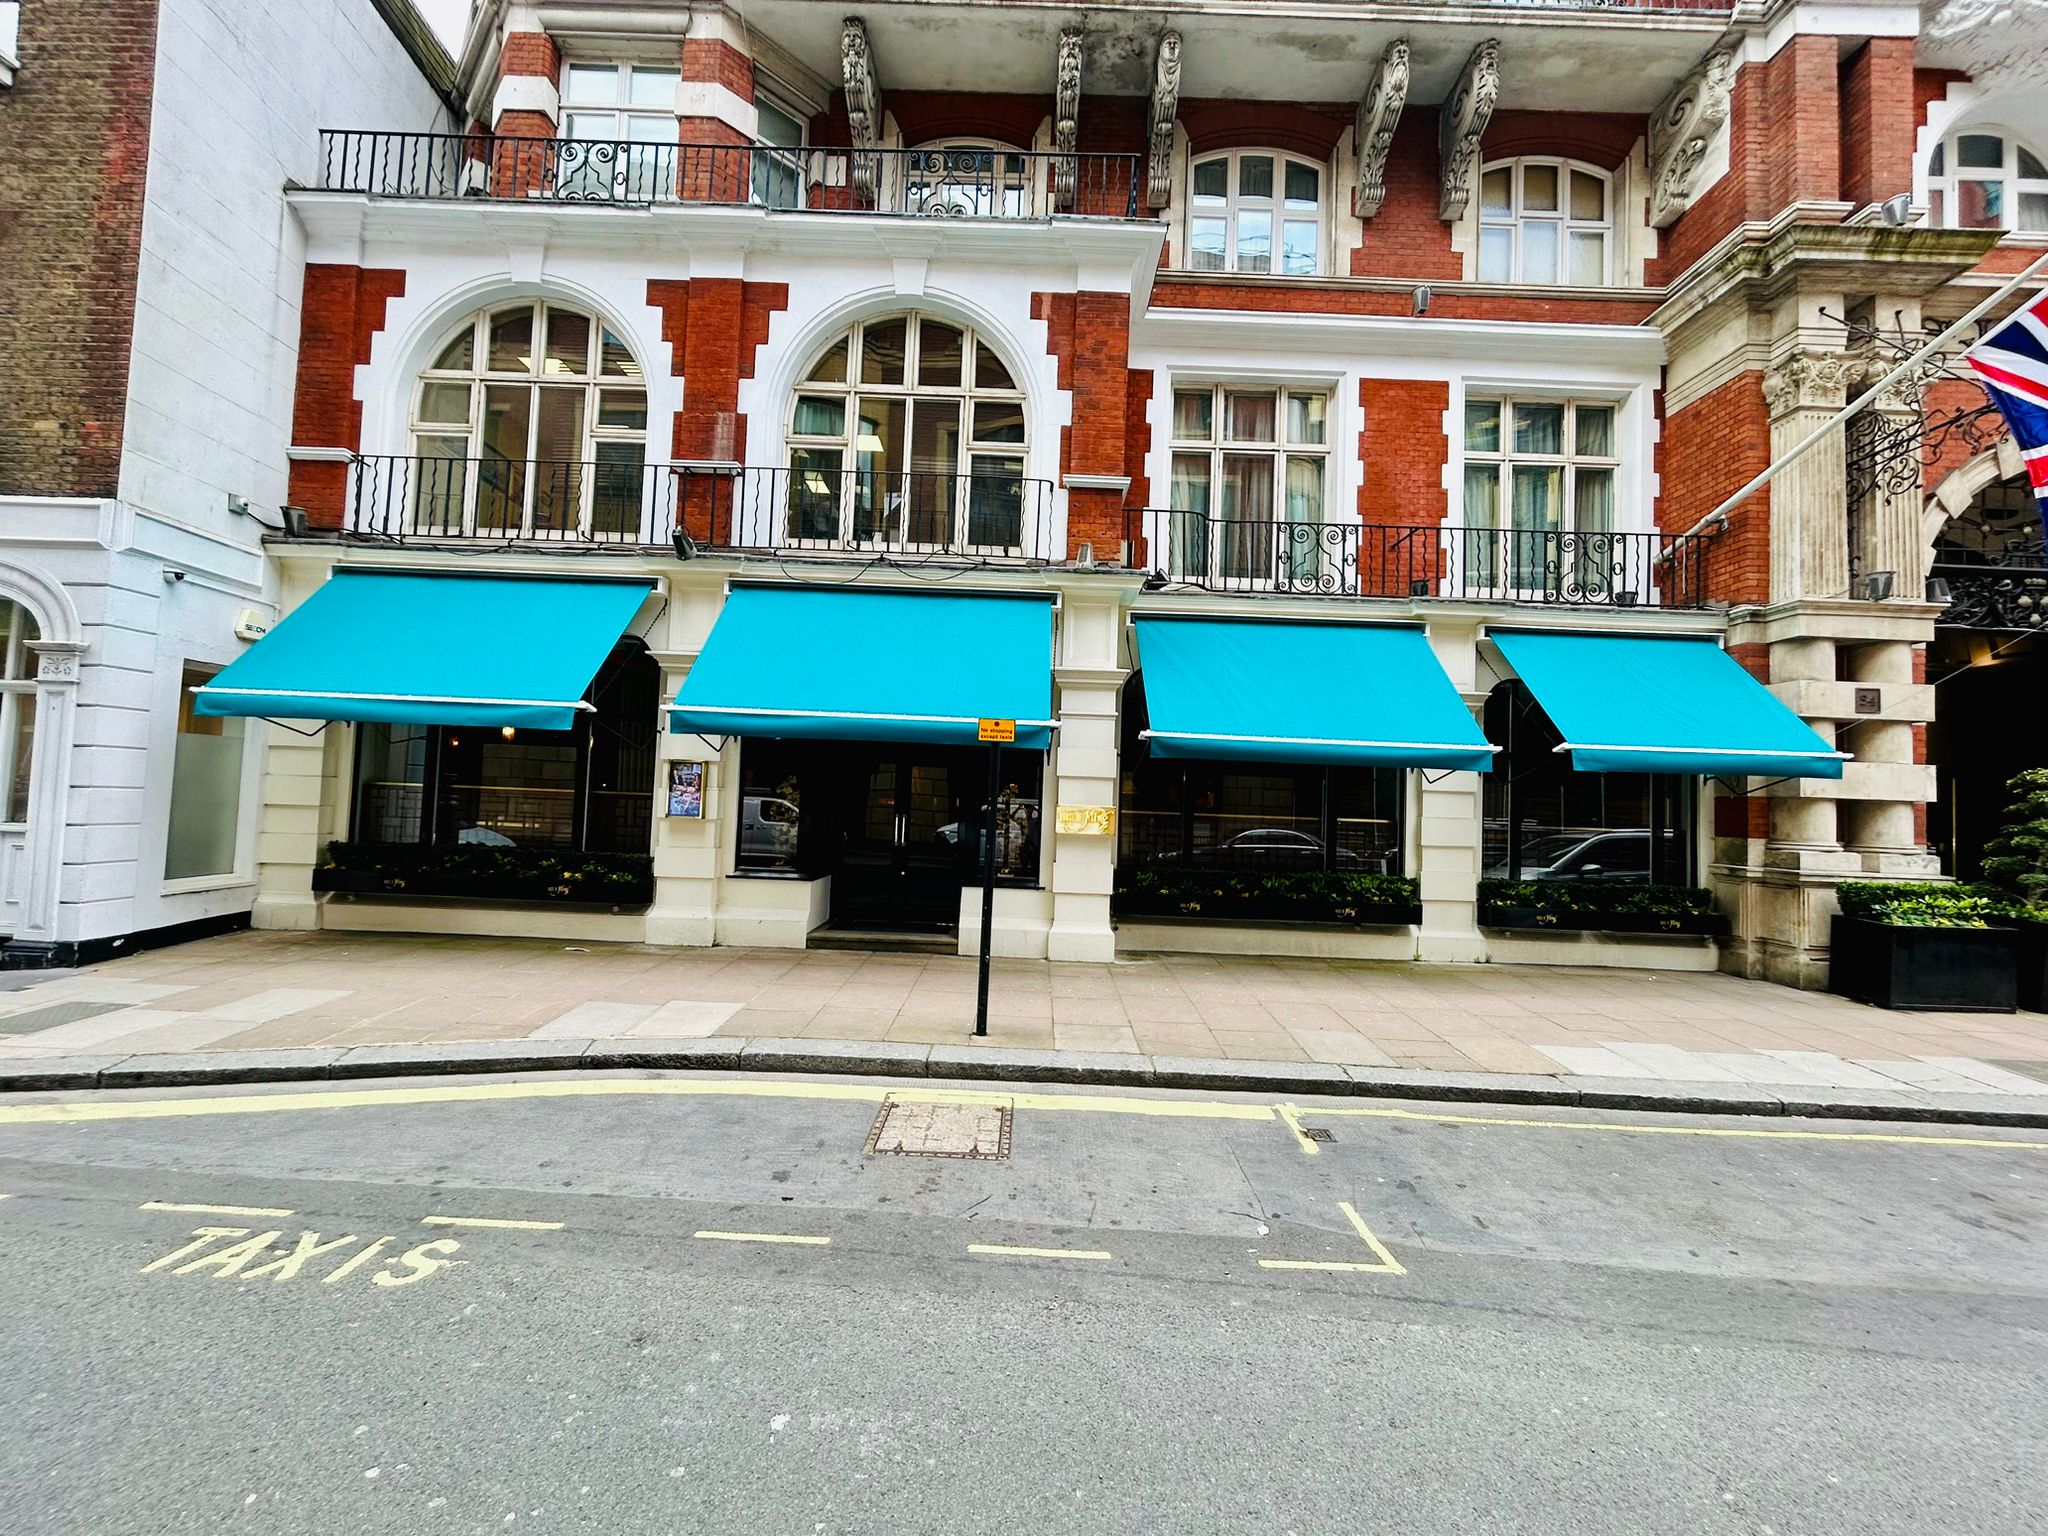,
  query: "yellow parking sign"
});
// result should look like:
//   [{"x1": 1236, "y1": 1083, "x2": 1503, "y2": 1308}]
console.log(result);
[{"x1": 977, "y1": 718, "x2": 1016, "y2": 743}]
